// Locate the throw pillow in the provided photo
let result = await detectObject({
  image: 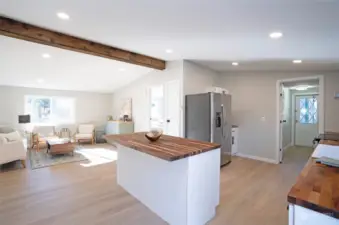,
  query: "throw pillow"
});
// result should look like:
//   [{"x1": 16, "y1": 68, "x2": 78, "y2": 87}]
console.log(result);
[{"x1": 4, "y1": 131, "x2": 22, "y2": 142}]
